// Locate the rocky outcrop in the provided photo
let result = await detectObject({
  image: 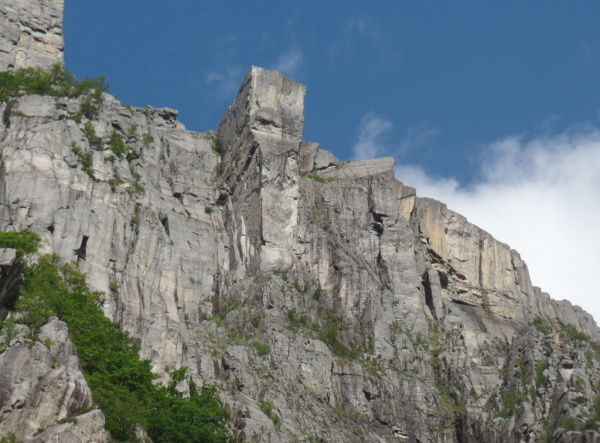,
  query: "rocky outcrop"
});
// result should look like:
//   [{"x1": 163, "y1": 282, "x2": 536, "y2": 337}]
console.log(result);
[
  {"x1": 0, "y1": 0, "x2": 64, "y2": 71},
  {"x1": 0, "y1": 64, "x2": 599, "y2": 442},
  {"x1": 404, "y1": 195, "x2": 600, "y2": 341},
  {"x1": 0, "y1": 3, "x2": 599, "y2": 440},
  {"x1": 26, "y1": 409, "x2": 107, "y2": 443},
  {"x1": 0, "y1": 317, "x2": 105, "y2": 442}
]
